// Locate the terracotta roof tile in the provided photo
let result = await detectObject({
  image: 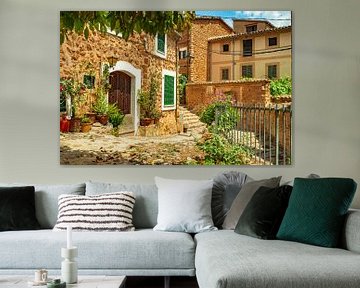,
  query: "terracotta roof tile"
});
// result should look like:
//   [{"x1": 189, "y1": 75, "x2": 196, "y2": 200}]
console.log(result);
[
  {"x1": 187, "y1": 79, "x2": 270, "y2": 86},
  {"x1": 208, "y1": 25, "x2": 292, "y2": 42}
]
